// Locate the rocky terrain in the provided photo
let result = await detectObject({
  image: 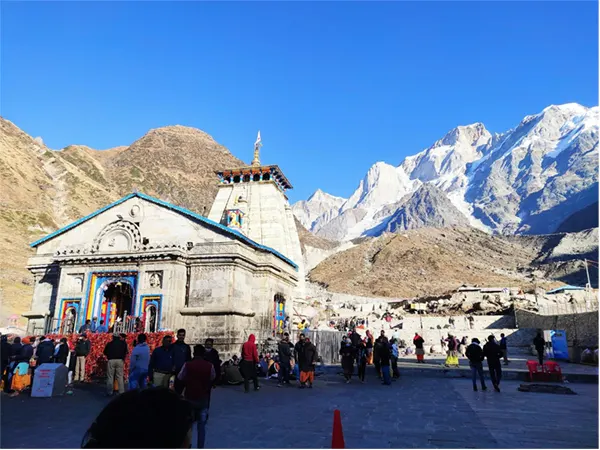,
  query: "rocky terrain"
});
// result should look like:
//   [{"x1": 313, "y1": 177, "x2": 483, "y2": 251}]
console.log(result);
[
  {"x1": 308, "y1": 226, "x2": 599, "y2": 299},
  {"x1": 380, "y1": 183, "x2": 470, "y2": 234},
  {"x1": 293, "y1": 103, "x2": 599, "y2": 240},
  {"x1": 0, "y1": 118, "x2": 243, "y2": 320}
]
